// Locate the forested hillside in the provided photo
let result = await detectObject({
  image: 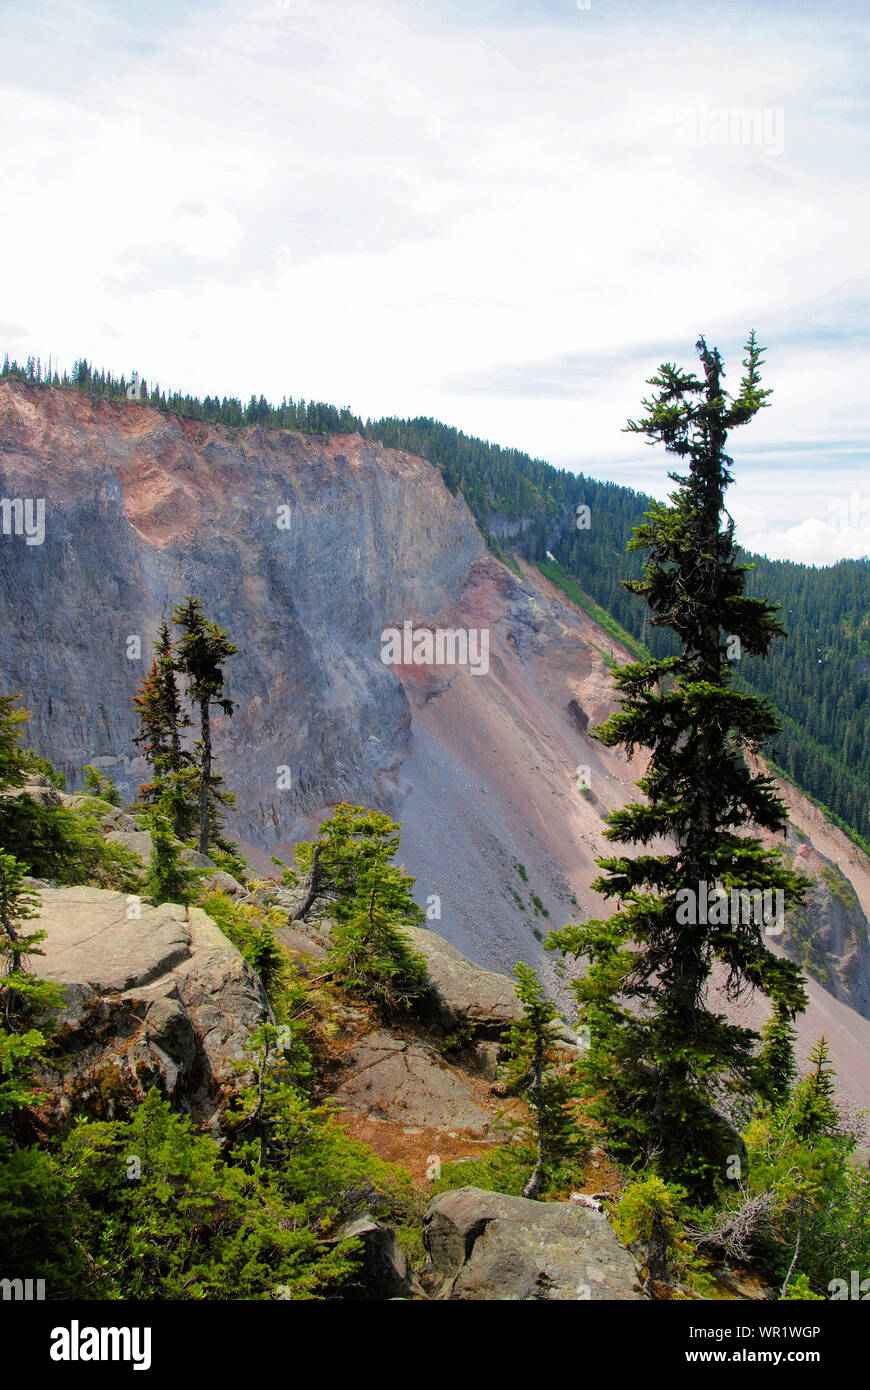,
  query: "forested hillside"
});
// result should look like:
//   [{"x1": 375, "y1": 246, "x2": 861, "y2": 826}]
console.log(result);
[{"x1": 3, "y1": 353, "x2": 867, "y2": 845}]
